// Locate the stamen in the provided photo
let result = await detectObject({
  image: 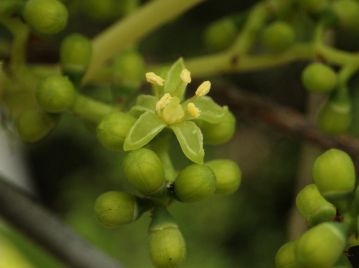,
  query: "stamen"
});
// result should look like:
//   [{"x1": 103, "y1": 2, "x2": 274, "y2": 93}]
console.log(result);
[
  {"x1": 180, "y1": 68, "x2": 191, "y2": 84},
  {"x1": 187, "y1": 102, "x2": 200, "y2": 118},
  {"x1": 146, "y1": 72, "x2": 165, "y2": 86},
  {"x1": 156, "y1": 93, "x2": 172, "y2": 113},
  {"x1": 195, "y1": 81, "x2": 211, "y2": 96}
]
